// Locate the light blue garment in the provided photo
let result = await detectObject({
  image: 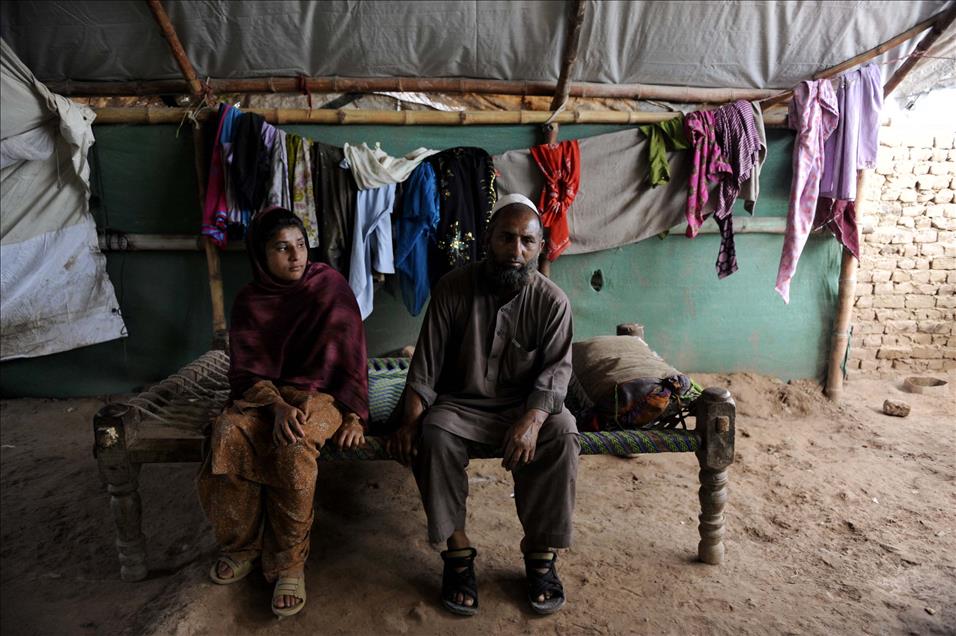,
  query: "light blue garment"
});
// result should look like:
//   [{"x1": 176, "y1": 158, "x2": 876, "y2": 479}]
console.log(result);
[
  {"x1": 394, "y1": 162, "x2": 439, "y2": 316},
  {"x1": 349, "y1": 184, "x2": 396, "y2": 320}
]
